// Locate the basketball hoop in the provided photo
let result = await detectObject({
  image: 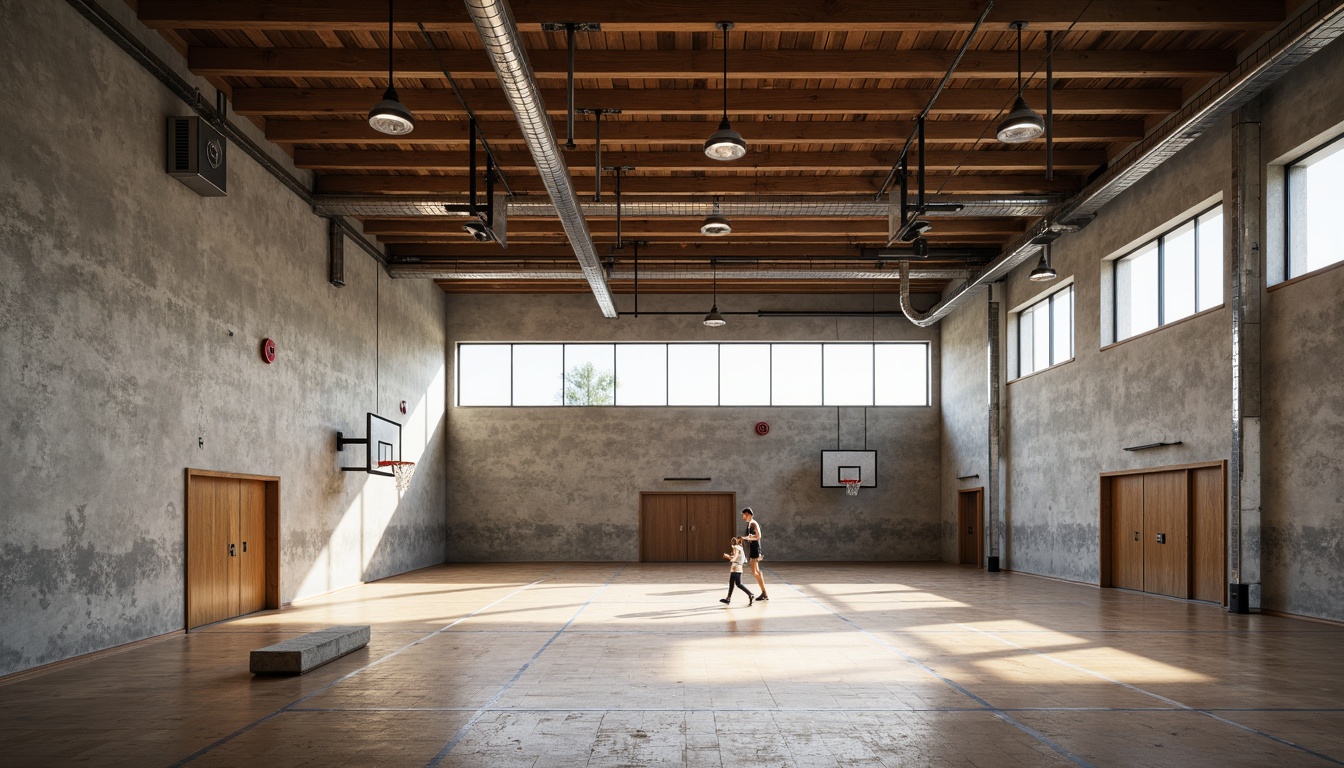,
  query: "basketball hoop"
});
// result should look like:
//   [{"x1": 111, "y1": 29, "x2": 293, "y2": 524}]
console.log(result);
[
  {"x1": 377, "y1": 460, "x2": 416, "y2": 492},
  {"x1": 841, "y1": 479, "x2": 861, "y2": 497}
]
